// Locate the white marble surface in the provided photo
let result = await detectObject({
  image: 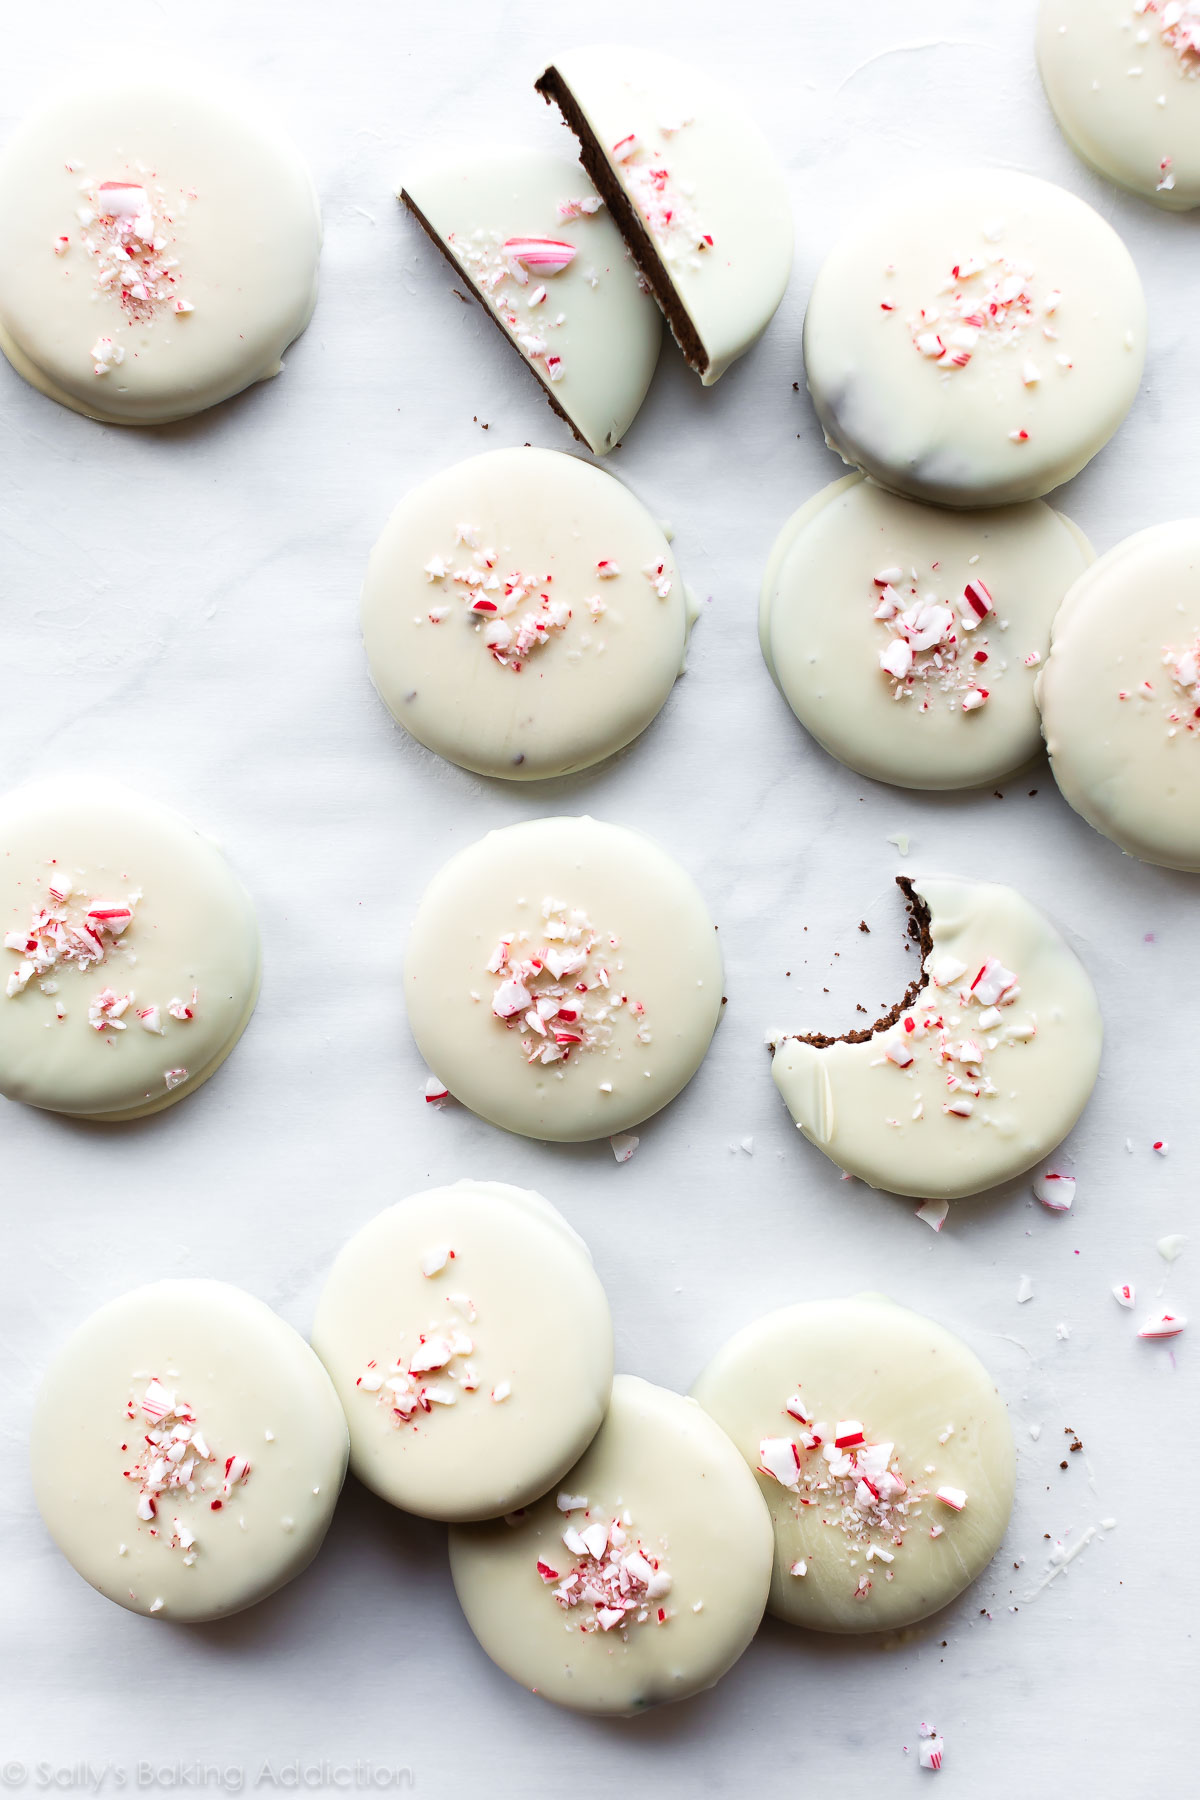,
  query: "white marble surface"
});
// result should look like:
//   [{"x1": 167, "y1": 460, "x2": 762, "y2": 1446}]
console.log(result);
[{"x1": 0, "y1": 0, "x2": 1193, "y2": 1792}]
